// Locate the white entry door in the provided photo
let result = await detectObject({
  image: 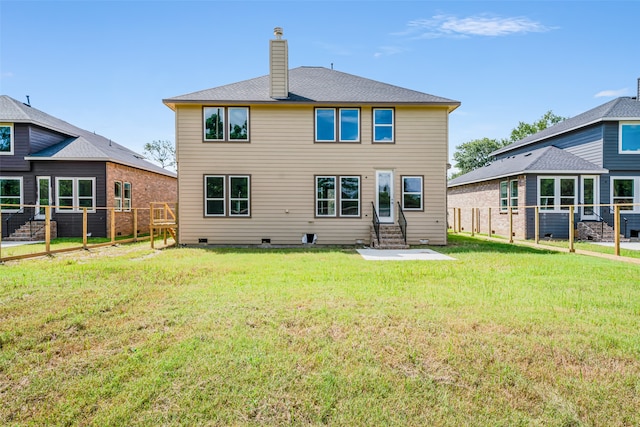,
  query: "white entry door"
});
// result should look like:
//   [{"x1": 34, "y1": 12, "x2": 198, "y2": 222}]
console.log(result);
[
  {"x1": 376, "y1": 170, "x2": 394, "y2": 223},
  {"x1": 35, "y1": 176, "x2": 51, "y2": 220},
  {"x1": 580, "y1": 176, "x2": 599, "y2": 220}
]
